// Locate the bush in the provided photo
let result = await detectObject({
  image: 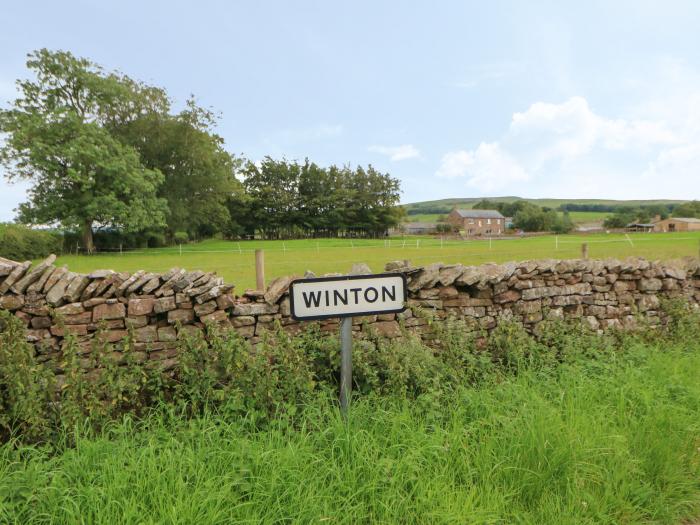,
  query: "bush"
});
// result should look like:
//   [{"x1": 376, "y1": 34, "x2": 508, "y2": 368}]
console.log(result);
[
  {"x1": 1, "y1": 299, "x2": 699, "y2": 445},
  {"x1": 173, "y1": 231, "x2": 189, "y2": 244},
  {"x1": 0, "y1": 223, "x2": 62, "y2": 260}
]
